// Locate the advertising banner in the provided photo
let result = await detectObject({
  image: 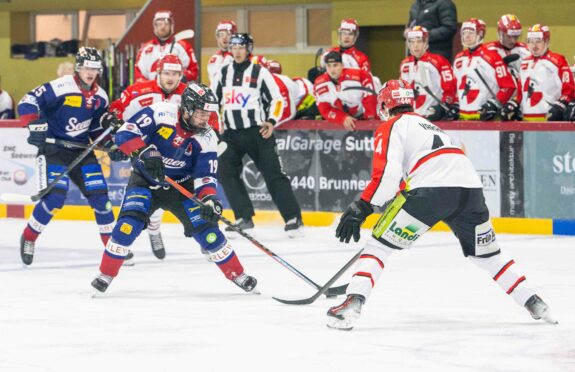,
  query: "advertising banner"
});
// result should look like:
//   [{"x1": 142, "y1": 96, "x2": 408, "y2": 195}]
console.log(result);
[{"x1": 0, "y1": 128, "x2": 39, "y2": 202}]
